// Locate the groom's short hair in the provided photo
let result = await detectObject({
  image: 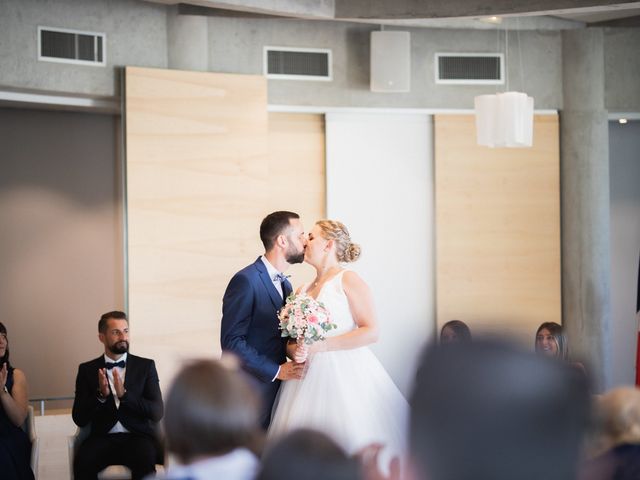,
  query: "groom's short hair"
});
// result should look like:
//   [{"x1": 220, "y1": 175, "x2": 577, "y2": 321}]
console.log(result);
[
  {"x1": 410, "y1": 340, "x2": 590, "y2": 480},
  {"x1": 260, "y1": 211, "x2": 300, "y2": 251}
]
